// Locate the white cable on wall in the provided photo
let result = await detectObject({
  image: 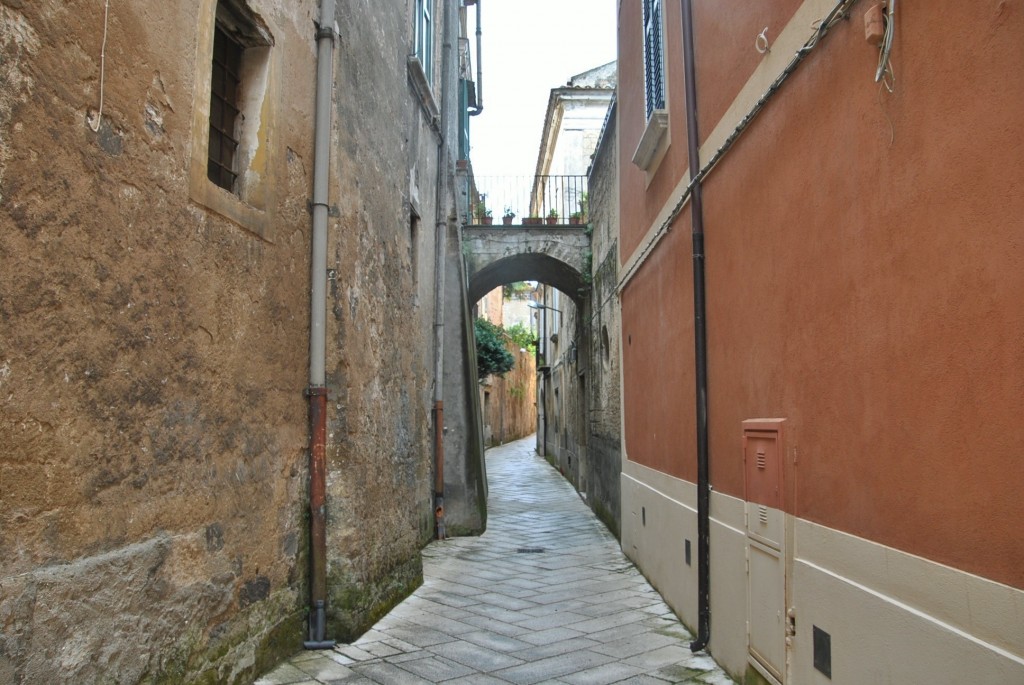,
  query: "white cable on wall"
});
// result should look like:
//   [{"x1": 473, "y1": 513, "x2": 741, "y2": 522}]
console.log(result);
[{"x1": 88, "y1": 0, "x2": 110, "y2": 132}]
